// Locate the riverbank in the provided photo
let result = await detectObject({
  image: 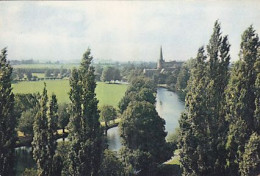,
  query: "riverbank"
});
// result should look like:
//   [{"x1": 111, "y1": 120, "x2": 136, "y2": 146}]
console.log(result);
[{"x1": 16, "y1": 118, "x2": 121, "y2": 147}]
